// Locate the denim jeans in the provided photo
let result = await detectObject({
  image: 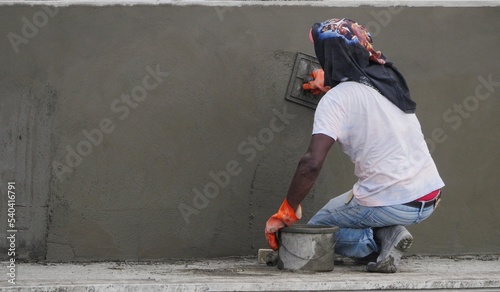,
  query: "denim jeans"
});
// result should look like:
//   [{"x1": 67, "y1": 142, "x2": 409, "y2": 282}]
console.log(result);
[{"x1": 307, "y1": 190, "x2": 436, "y2": 258}]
